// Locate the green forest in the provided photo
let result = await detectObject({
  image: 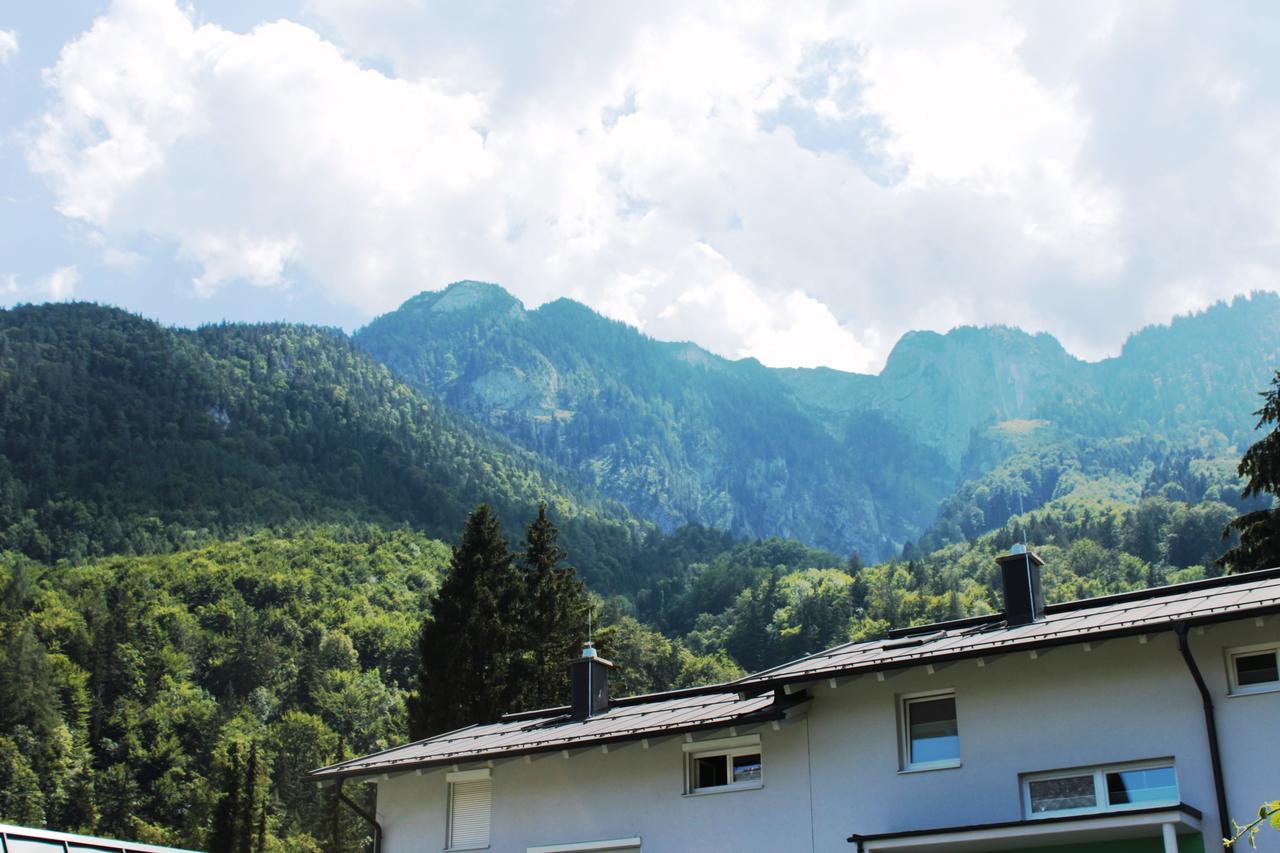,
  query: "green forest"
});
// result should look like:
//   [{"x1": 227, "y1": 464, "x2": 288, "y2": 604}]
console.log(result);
[{"x1": 0, "y1": 297, "x2": 1277, "y2": 849}]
